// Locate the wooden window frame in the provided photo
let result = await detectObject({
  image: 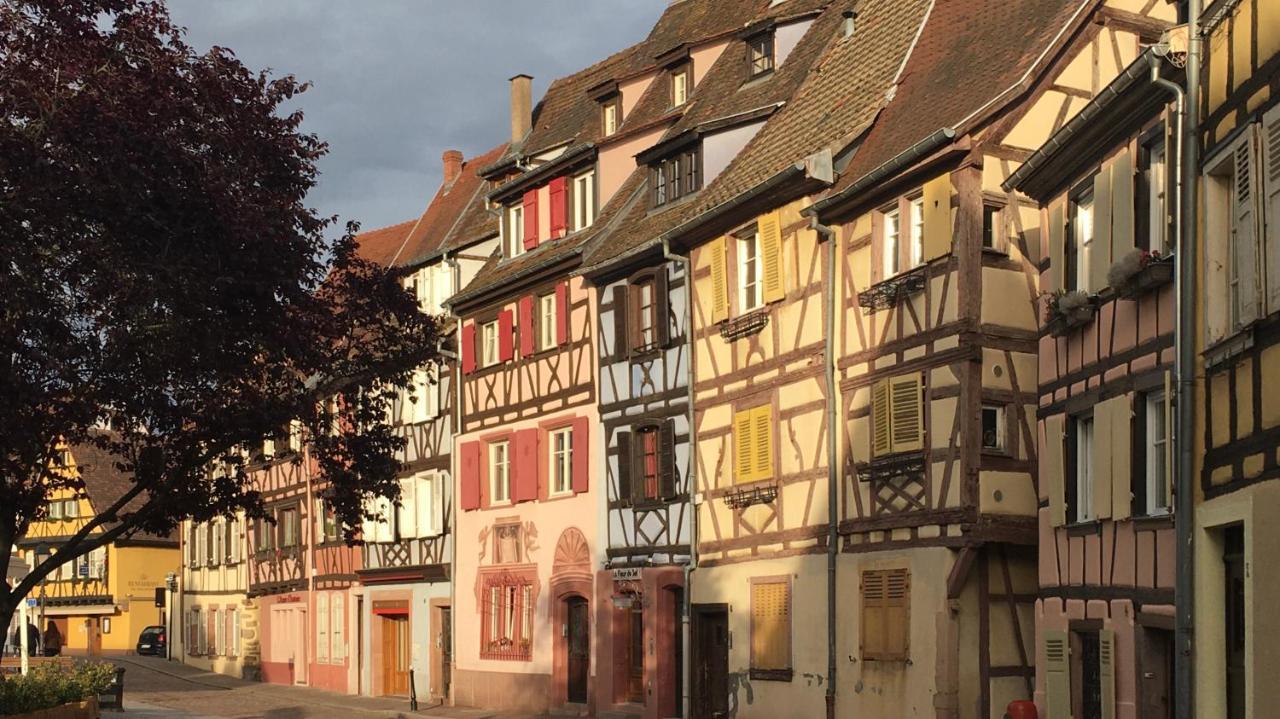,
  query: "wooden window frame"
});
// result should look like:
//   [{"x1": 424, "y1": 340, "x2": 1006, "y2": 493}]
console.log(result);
[
  {"x1": 982, "y1": 200, "x2": 1008, "y2": 254},
  {"x1": 572, "y1": 170, "x2": 596, "y2": 232},
  {"x1": 1137, "y1": 388, "x2": 1172, "y2": 516},
  {"x1": 488, "y1": 440, "x2": 511, "y2": 505},
  {"x1": 748, "y1": 575, "x2": 792, "y2": 681},
  {"x1": 737, "y1": 230, "x2": 763, "y2": 313},
  {"x1": 1065, "y1": 412, "x2": 1095, "y2": 525},
  {"x1": 481, "y1": 319, "x2": 500, "y2": 367},
  {"x1": 671, "y1": 62, "x2": 691, "y2": 107},
  {"x1": 1136, "y1": 122, "x2": 1170, "y2": 254},
  {"x1": 628, "y1": 271, "x2": 660, "y2": 354},
  {"x1": 747, "y1": 31, "x2": 775, "y2": 78},
  {"x1": 981, "y1": 404, "x2": 1007, "y2": 454},
  {"x1": 549, "y1": 426, "x2": 574, "y2": 497},
  {"x1": 537, "y1": 292, "x2": 557, "y2": 352},
  {"x1": 649, "y1": 146, "x2": 702, "y2": 208},
  {"x1": 601, "y1": 95, "x2": 621, "y2": 137},
  {"x1": 505, "y1": 203, "x2": 525, "y2": 259},
  {"x1": 1067, "y1": 176, "x2": 1097, "y2": 293},
  {"x1": 634, "y1": 422, "x2": 662, "y2": 505}
]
